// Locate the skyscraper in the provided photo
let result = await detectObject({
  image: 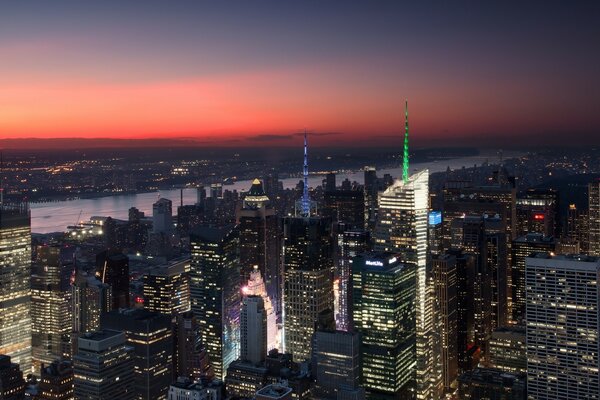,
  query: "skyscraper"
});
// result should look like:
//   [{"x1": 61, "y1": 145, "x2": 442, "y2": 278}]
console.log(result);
[
  {"x1": 101, "y1": 309, "x2": 173, "y2": 400},
  {"x1": 282, "y1": 216, "x2": 334, "y2": 362},
  {"x1": 36, "y1": 360, "x2": 74, "y2": 400},
  {"x1": 95, "y1": 249, "x2": 130, "y2": 309},
  {"x1": 153, "y1": 198, "x2": 173, "y2": 234},
  {"x1": 515, "y1": 188, "x2": 559, "y2": 237},
  {"x1": 335, "y1": 229, "x2": 370, "y2": 332},
  {"x1": 190, "y1": 225, "x2": 240, "y2": 380},
  {"x1": 323, "y1": 189, "x2": 365, "y2": 230},
  {"x1": 312, "y1": 329, "x2": 361, "y2": 400},
  {"x1": 487, "y1": 326, "x2": 526, "y2": 374},
  {"x1": 511, "y1": 233, "x2": 555, "y2": 324},
  {"x1": 237, "y1": 179, "x2": 281, "y2": 321},
  {"x1": 243, "y1": 266, "x2": 278, "y2": 351},
  {"x1": 431, "y1": 253, "x2": 458, "y2": 393},
  {"x1": 175, "y1": 311, "x2": 212, "y2": 381},
  {"x1": 373, "y1": 101, "x2": 435, "y2": 399},
  {"x1": 589, "y1": 180, "x2": 600, "y2": 256},
  {"x1": 0, "y1": 355, "x2": 26, "y2": 399},
  {"x1": 31, "y1": 245, "x2": 73, "y2": 374},
  {"x1": 526, "y1": 253, "x2": 600, "y2": 399},
  {"x1": 72, "y1": 270, "x2": 112, "y2": 336},
  {"x1": 0, "y1": 203, "x2": 32, "y2": 373},
  {"x1": 73, "y1": 330, "x2": 135, "y2": 400},
  {"x1": 143, "y1": 257, "x2": 191, "y2": 317},
  {"x1": 240, "y1": 295, "x2": 267, "y2": 364},
  {"x1": 450, "y1": 215, "x2": 508, "y2": 352},
  {"x1": 352, "y1": 252, "x2": 415, "y2": 399}
]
